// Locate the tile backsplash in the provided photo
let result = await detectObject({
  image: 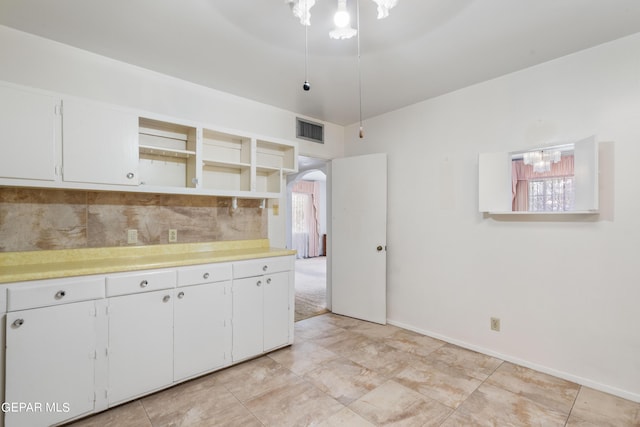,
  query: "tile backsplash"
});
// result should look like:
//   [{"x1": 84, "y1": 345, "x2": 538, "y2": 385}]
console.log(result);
[{"x1": 0, "y1": 188, "x2": 267, "y2": 252}]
